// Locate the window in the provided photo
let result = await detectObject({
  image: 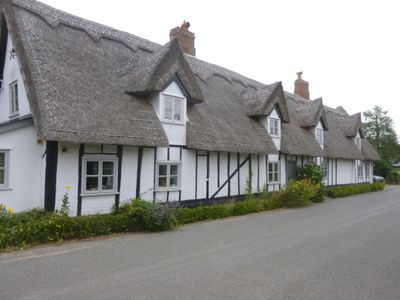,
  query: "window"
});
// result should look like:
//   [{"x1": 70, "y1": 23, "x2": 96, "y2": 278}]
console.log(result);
[
  {"x1": 316, "y1": 128, "x2": 324, "y2": 145},
  {"x1": 355, "y1": 136, "x2": 361, "y2": 150},
  {"x1": 268, "y1": 162, "x2": 280, "y2": 183},
  {"x1": 163, "y1": 94, "x2": 184, "y2": 123},
  {"x1": 156, "y1": 162, "x2": 181, "y2": 190},
  {"x1": 365, "y1": 163, "x2": 370, "y2": 180},
  {"x1": 9, "y1": 81, "x2": 19, "y2": 116},
  {"x1": 269, "y1": 118, "x2": 279, "y2": 137},
  {"x1": 0, "y1": 151, "x2": 9, "y2": 189},
  {"x1": 321, "y1": 159, "x2": 328, "y2": 178},
  {"x1": 83, "y1": 157, "x2": 117, "y2": 194},
  {"x1": 357, "y1": 163, "x2": 364, "y2": 182}
]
